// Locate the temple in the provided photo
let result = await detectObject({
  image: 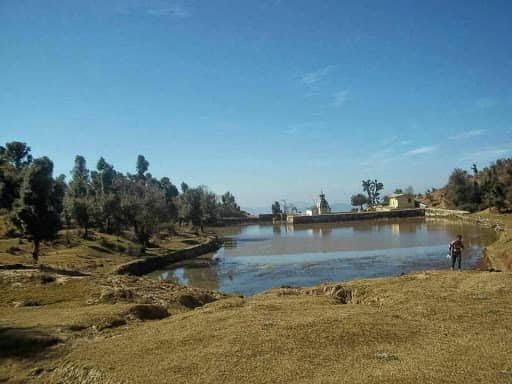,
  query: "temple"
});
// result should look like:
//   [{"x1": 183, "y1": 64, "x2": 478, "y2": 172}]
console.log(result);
[{"x1": 317, "y1": 191, "x2": 331, "y2": 214}]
